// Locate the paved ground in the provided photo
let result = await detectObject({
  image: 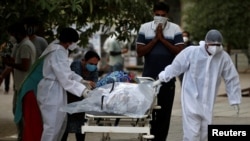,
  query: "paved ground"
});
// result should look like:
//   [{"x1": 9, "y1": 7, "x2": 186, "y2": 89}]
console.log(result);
[{"x1": 0, "y1": 73, "x2": 249, "y2": 141}]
